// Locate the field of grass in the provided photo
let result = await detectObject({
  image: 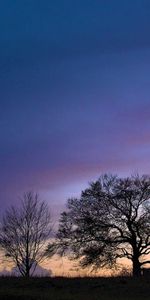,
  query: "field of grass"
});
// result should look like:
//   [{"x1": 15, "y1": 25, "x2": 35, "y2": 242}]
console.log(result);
[{"x1": 0, "y1": 276, "x2": 149, "y2": 300}]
